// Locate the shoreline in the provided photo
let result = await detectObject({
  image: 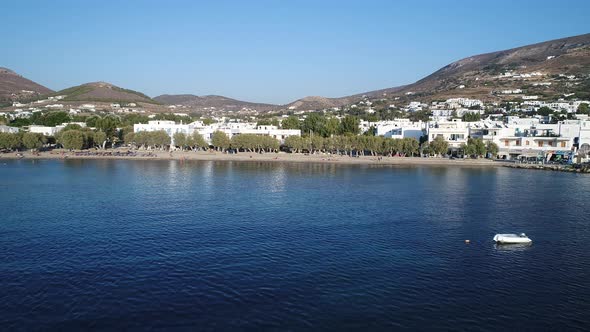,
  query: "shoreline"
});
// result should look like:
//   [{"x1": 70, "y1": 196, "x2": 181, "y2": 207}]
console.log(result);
[{"x1": 0, "y1": 150, "x2": 503, "y2": 167}]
